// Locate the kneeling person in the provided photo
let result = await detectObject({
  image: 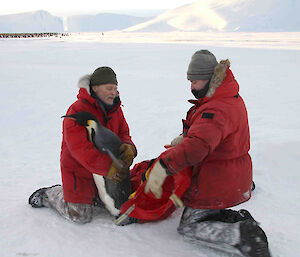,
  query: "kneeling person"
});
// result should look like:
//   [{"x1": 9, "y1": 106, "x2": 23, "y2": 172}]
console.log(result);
[
  {"x1": 144, "y1": 50, "x2": 271, "y2": 257},
  {"x1": 29, "y1": 67, "x2": 136, "y2": 223}
]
